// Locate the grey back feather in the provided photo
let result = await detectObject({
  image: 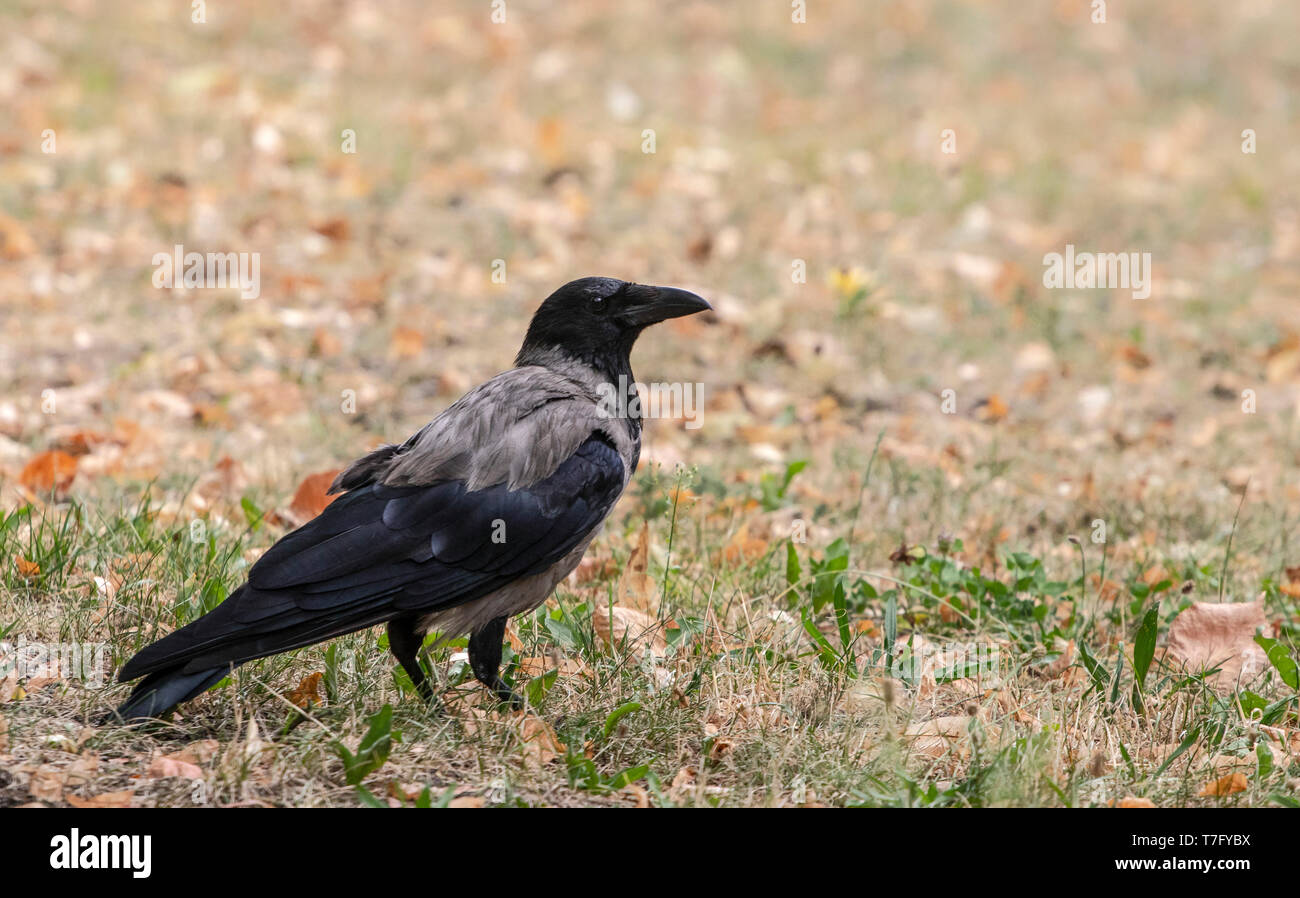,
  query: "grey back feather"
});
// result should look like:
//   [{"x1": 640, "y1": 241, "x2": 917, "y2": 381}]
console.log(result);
[{"x1": 332, "y1": 354, "x2": 638, "y2": 494}]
